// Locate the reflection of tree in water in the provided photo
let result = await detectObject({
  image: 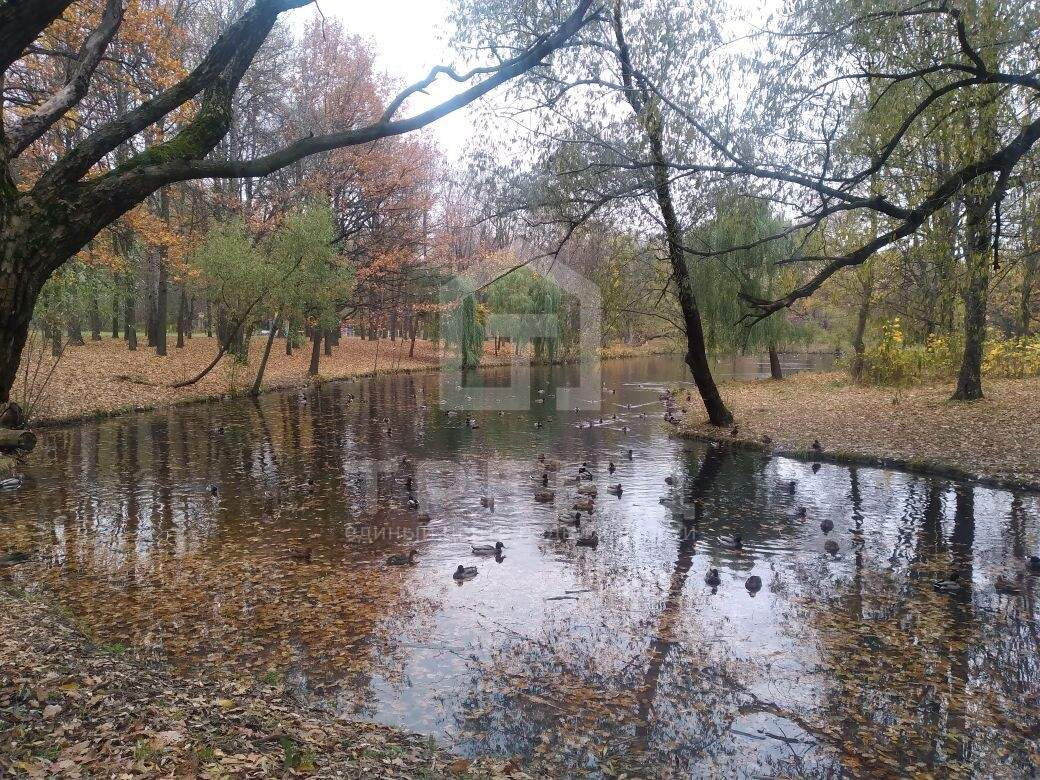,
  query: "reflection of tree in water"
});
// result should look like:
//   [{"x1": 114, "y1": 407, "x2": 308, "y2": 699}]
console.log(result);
[
  {"x1": 803, "y1": 475, "x2": 1040, "y2": 776},
  {"x1": 443, "y1": 445, "x2": 809, "y2": 776}
]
